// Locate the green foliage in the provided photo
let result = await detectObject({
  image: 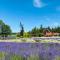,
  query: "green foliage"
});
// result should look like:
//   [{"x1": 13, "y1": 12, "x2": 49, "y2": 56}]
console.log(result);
[
  {"x1": 20, "y1": 22, "x2": 24, "y2": 37},
  {"x1": 0, "y1": 20, "x2": 12, "y2": 38},
  {"x1": 27, "y1": 54, "x2": 41, "y2": 60},
  {"x1": 11, "y1": 54, "x2": 25, "y2": 60},
  {"x1": 31, "y1": 27, "x2": 38, "y2": 37},
  {"x1": 0, "y1": 52, "x2": 6, "y2": 60},
  {"x1": 29, "y1": 25, "x2": 60, "y2": 37},
  {"x1": 54, "y1": 56, "x2": 60, "y2": 60},
  {"x1": 16, "y1": 33, "x2": 20, "y2": 38},
  {"x1": 0, "y1": 20, "x2": 4, "y2": 25},
  {"x1": 23, "y1": 32, "x2": 31, "y2": 38},
  {"x1": 0, "y1": 52, "x2": 5, "y2": 58},
  {"x1": 0, "y1": 52, "x2": 25, "y2": 60},
  {"x1": 29, "y1": 25, "x2": 44, "y2": 37},
  {"x1": 1, "y1": 24, "x2": 12, "y2": 37}
]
